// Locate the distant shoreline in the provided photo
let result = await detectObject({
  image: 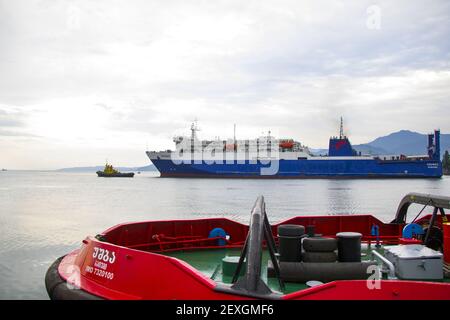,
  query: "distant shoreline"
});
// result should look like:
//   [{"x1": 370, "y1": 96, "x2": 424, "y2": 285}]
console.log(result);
[
  {"x1": 56, "y1": 165, "x2": 157, "y2": 173},
  {"x1": 0, "y1": 165, "x2": 157, "y2": 172}
]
